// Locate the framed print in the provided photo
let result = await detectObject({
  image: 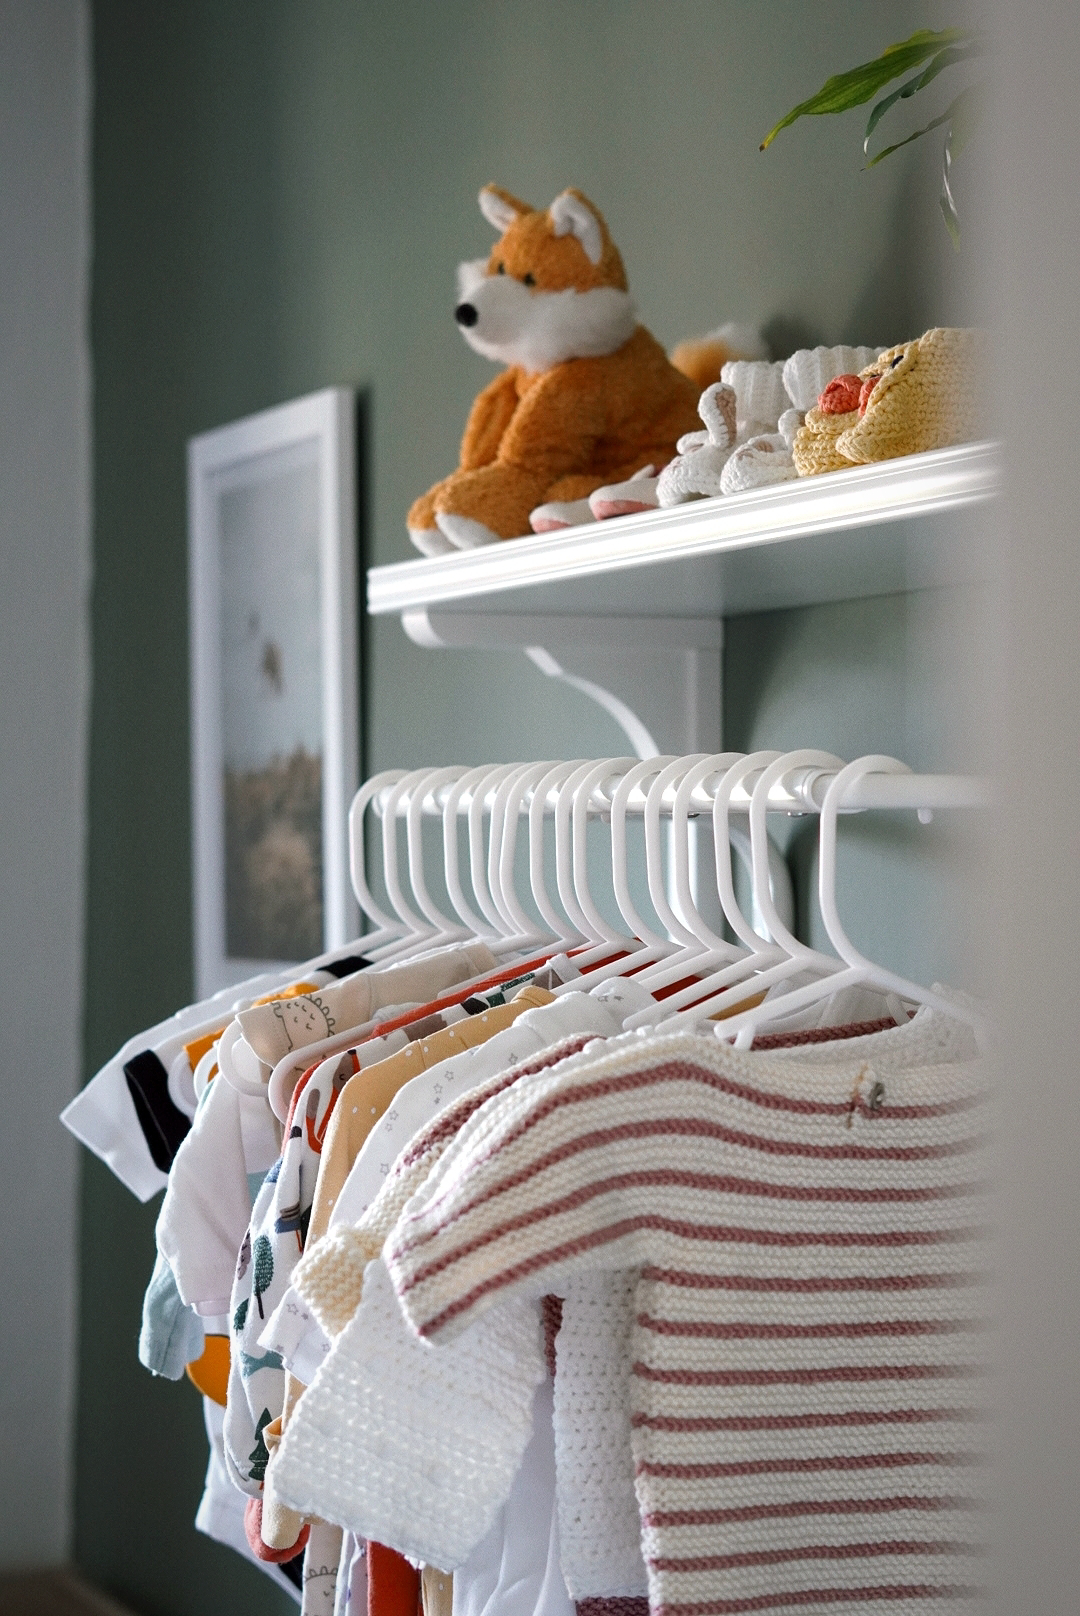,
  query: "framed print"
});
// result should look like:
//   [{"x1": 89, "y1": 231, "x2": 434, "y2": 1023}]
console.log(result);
[{"x1": 188, "y1": 387, "x2": 359, "y2": 997}]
